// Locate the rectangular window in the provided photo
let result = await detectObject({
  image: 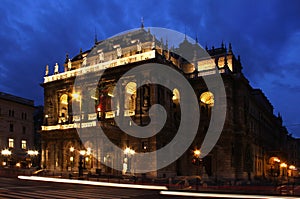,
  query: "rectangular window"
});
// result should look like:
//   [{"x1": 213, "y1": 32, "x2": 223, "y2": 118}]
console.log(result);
[
  {"x1": 9, "y1": 124, "x2": 14, "y2": 132},
  {"x1": 22, "y1": 126, "x2": 26, "y2": 134},
  {"x1": 8, "y1": 138, "x2": 14, "y2": 148},
  {"x1": 21, "y1": 140, "x2": 27, "y2": 149}
]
